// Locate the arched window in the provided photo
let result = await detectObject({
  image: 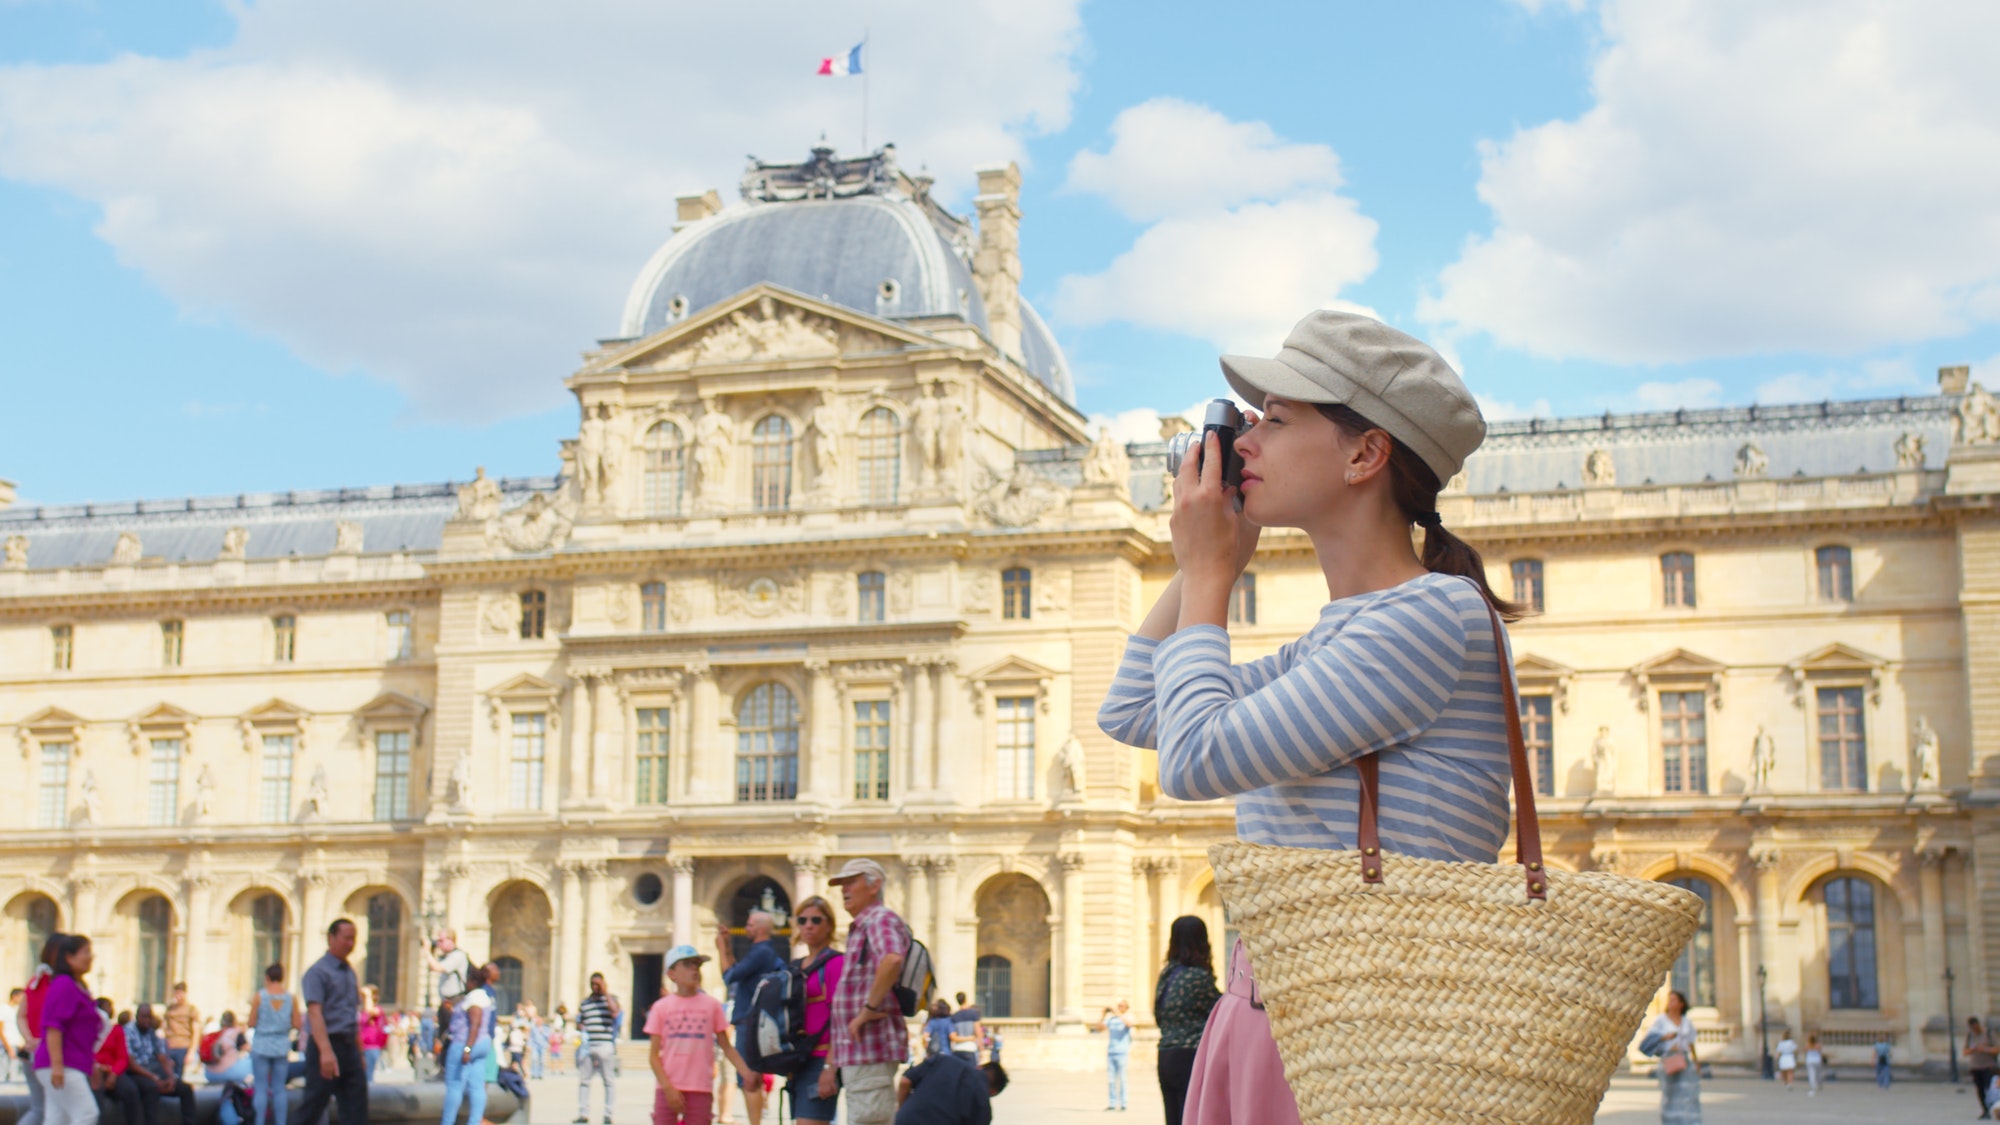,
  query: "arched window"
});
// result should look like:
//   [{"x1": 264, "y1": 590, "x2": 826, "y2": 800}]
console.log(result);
[
  {"x1": 1663, "y1": 878, "x2": 1715, "y2": 1008},
  {"x1": 1825, "y1": 877, "x2": 1879, "y2": 1009},
  {"x1": 976, "y1": 955, "x2": 1014, "y2": 1019},
  {"x1": 136, "y1": 897, "x2": 173, "y2": 1006},
  {"x1": 492, "y1": 955, "x2": 524, "y2": 1018},
  {"x1": 736, "y1": 683, "x2": 800, "y2": 802},
  {"x1": 1816, "y1": 545, "x2": 1853, "y2": 603},
  {"x1": 21, "y1": 897, "x2": 57, "y2": 981},
  {"x1": 644, "y1": 422, "x2": 686, "y2": 516},
  {"x1": 752, "y1": 415, "x2": 793, "y2": 511},
  {"x1": 365, "y1": 893, "x2": 402, "y2": 999},
  {"x1": 250, "y1": 893, "x2": 286, "y2": 990},
  {"x1": 857, "y1": 407, "x2": 902, "y2": 506}
]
